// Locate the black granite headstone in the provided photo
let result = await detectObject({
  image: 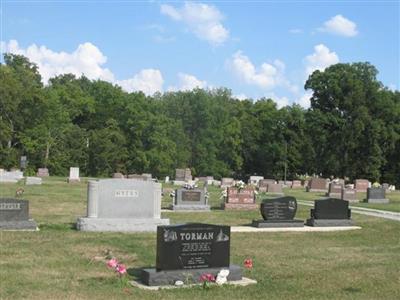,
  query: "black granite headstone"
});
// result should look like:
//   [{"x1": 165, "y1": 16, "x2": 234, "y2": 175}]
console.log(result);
[
  {"x1": 366, "y1": 188, "x2": 389, "y2": 203},
  {"x1": 141, "y1": 223, "x2": 242, "y2": 286},
  {"x1": 252, "y1": 196, "x2": 304, "y2": 227},
  {"x1": 306, "y1": 198, "x2": 353, "y2": 226},
  {"x1": 0, "y1": 198, "x2": 37, "y2": 230}
]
